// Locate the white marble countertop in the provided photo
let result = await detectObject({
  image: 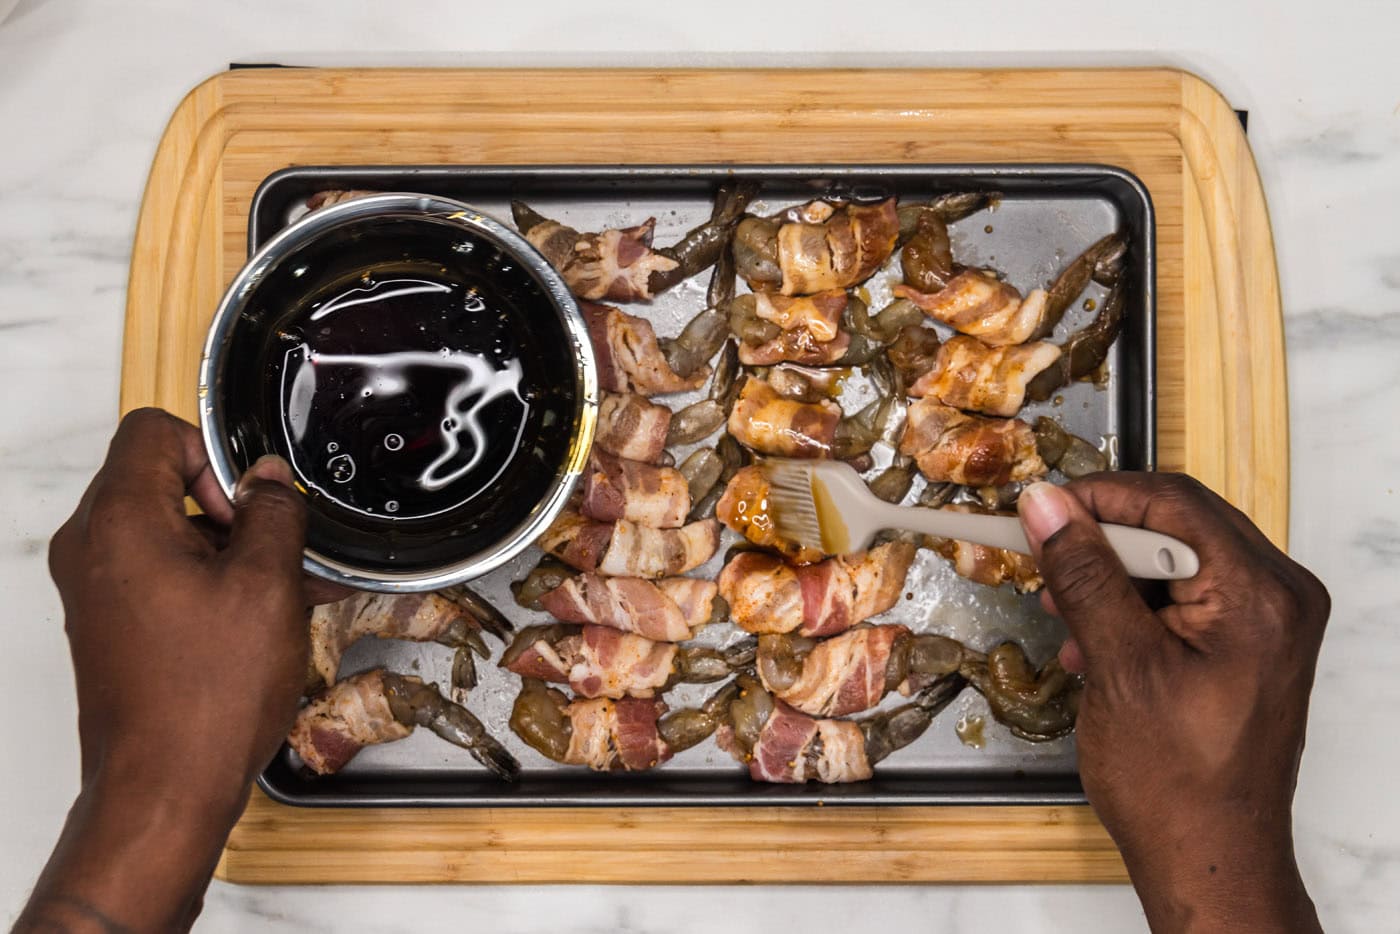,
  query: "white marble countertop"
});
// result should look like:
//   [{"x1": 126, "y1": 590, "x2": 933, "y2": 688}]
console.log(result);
[{"x1": 2, "y1": 1, "x2": 1396, "y2": 930}]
